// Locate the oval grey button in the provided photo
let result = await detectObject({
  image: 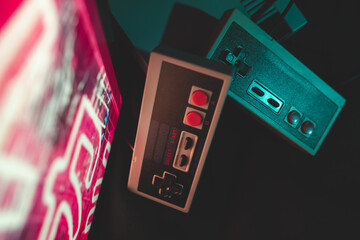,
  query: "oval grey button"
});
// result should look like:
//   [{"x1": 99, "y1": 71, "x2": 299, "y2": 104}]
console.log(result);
[
  {"x1": 267, "y1": 98, "x2": 280, "y2": 108},
  {"x1": 251, "y1": 87, "x2": 264, "y2": 96}
]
